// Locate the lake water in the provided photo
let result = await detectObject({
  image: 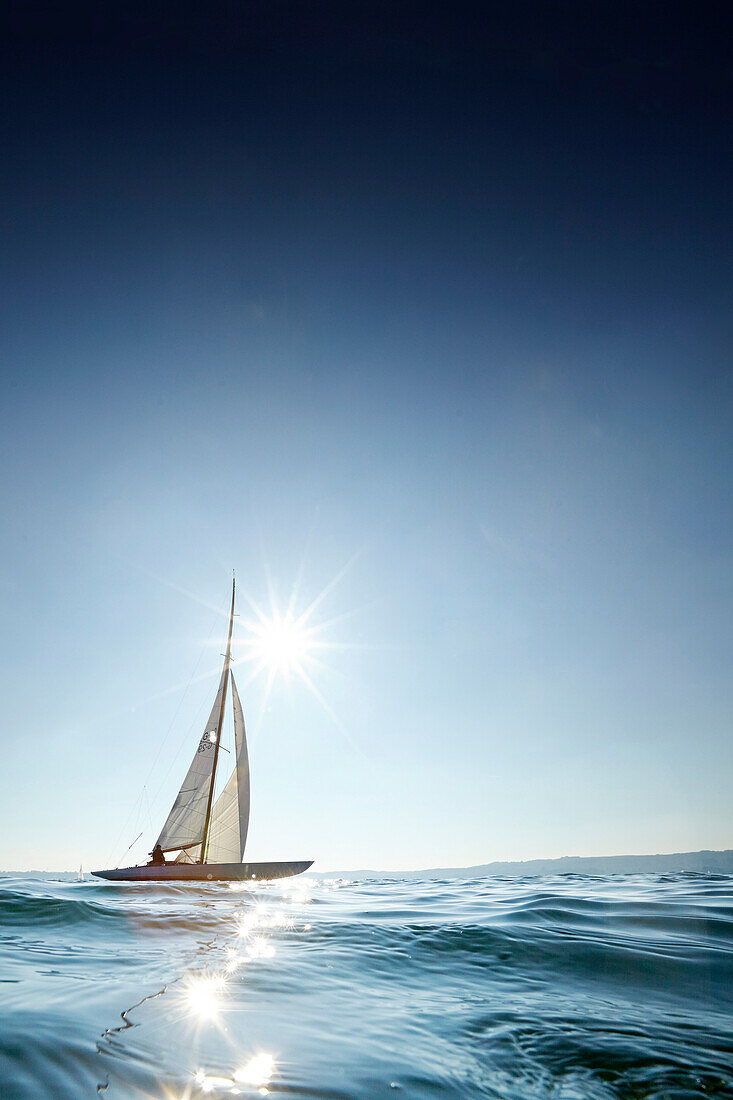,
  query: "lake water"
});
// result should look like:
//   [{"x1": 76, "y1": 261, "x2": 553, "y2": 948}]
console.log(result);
[{"x1": 1, "y1": 872, "x2": 731, "y2": 1098}]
